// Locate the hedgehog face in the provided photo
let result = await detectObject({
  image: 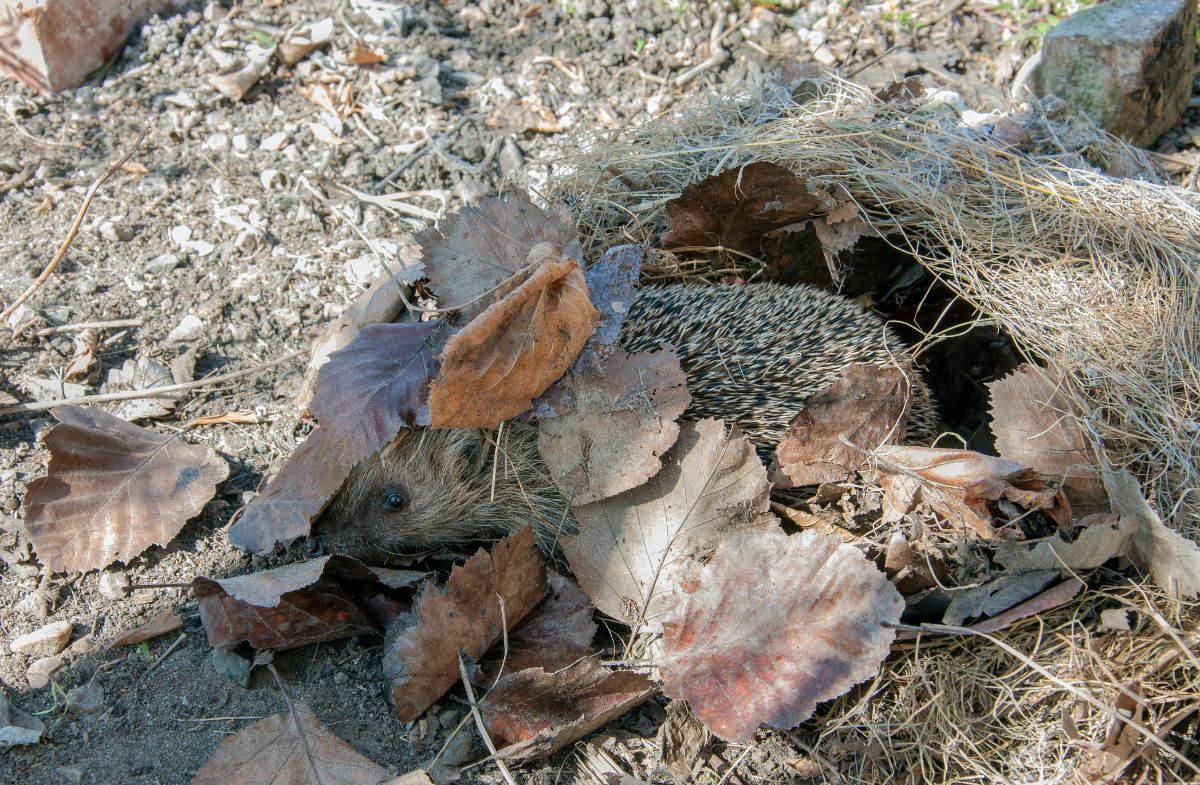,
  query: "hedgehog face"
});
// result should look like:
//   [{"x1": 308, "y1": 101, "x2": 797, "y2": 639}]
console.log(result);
[{"x1": 317, "y1": 427, "x2": 493, "y2": 561}]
